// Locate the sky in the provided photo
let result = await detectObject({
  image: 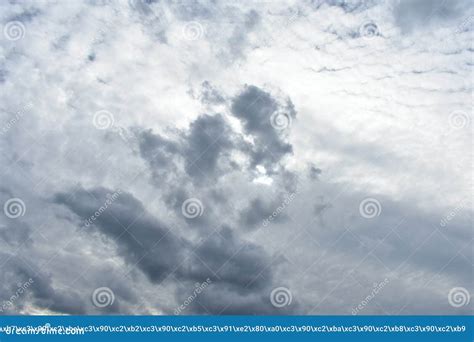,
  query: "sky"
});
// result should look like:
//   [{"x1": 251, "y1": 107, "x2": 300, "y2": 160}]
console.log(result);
[{"x1": 0, "y1": 0, "x2": 472, "y2": 315}]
